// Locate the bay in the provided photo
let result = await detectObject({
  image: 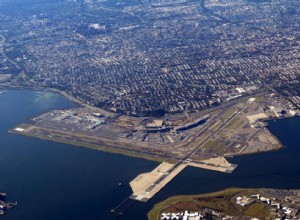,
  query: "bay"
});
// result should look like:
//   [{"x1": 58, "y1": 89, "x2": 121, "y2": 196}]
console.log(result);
[
  {"x1": 0, "y1": 90, "x2": 157, "y2": 220},
  {"x1": 0, "y1": 90, "x2": 299, "y2": 220}
]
